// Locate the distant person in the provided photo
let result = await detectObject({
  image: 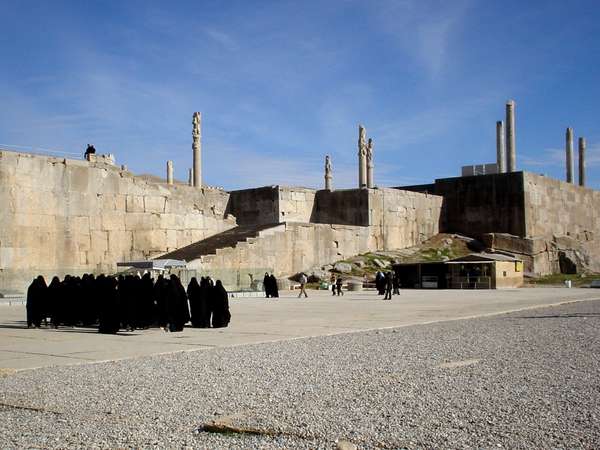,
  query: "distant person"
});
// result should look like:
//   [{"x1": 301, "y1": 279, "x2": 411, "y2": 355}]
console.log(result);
[
  {"x1": 384, "y1": 272, "x2": 393, "y2": 300},
  {"x1": 393, "y1": 272, "x2": 400, "y2": 295},
  {"x1": 263, "y1": 272, "x2": 272, "y2": 298},
  {"x1": 375, "y1": 271, "x2": 385, "y2": 295},
  {"x1": 26, "y1": 275, "x2": 47, "y2": 328},
  {"x1": 269, "y1": 274, "x2": 279, "y2": 298},
  {"x1": 330, "y1": 274, "x2": 337, "y2": 296},
  {"x1": 298, "y1": 273, "x2": 308, "y2": 298},
  {"x1": 336, "y1": 276, "x2": 344, "y2": 296},
  {"x1": 84, "y1": 144, "x2": 96, "y2": 160},
  {"x1": 211, "y1": 280, "x2": 231, "y2": 328}
]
